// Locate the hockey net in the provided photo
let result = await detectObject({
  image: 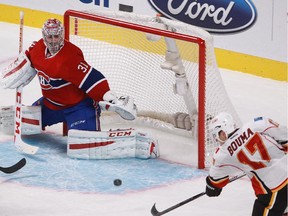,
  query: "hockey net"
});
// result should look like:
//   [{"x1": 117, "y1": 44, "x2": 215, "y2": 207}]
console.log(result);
[{"x1": 63, "y1": 10, "x2": 241, "y2": 169}]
